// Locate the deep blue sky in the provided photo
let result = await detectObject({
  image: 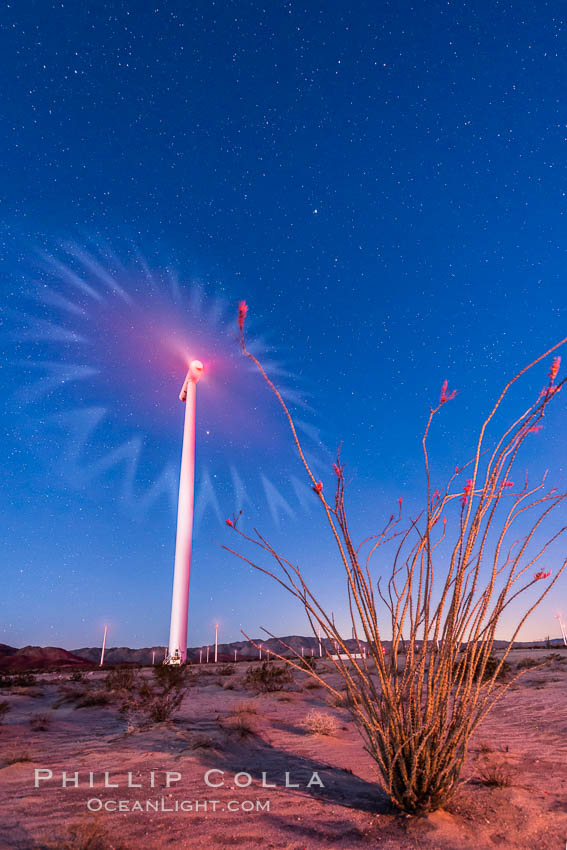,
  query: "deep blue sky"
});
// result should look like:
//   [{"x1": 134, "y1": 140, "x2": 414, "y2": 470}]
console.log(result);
[{"x1": 1, "y1": 1, "x2": 566, "y2": 649}]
